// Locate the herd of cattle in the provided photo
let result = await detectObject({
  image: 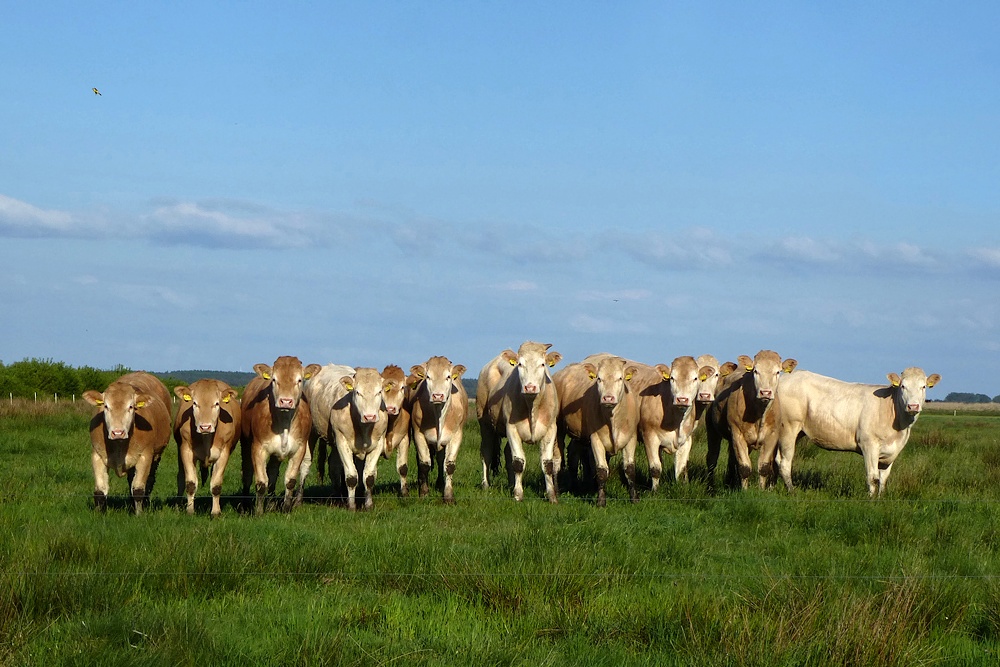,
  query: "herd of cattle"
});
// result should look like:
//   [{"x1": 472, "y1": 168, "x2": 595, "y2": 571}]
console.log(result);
[{"x1": 81, "y1": 343, "x2": 940, "y2": 515}]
